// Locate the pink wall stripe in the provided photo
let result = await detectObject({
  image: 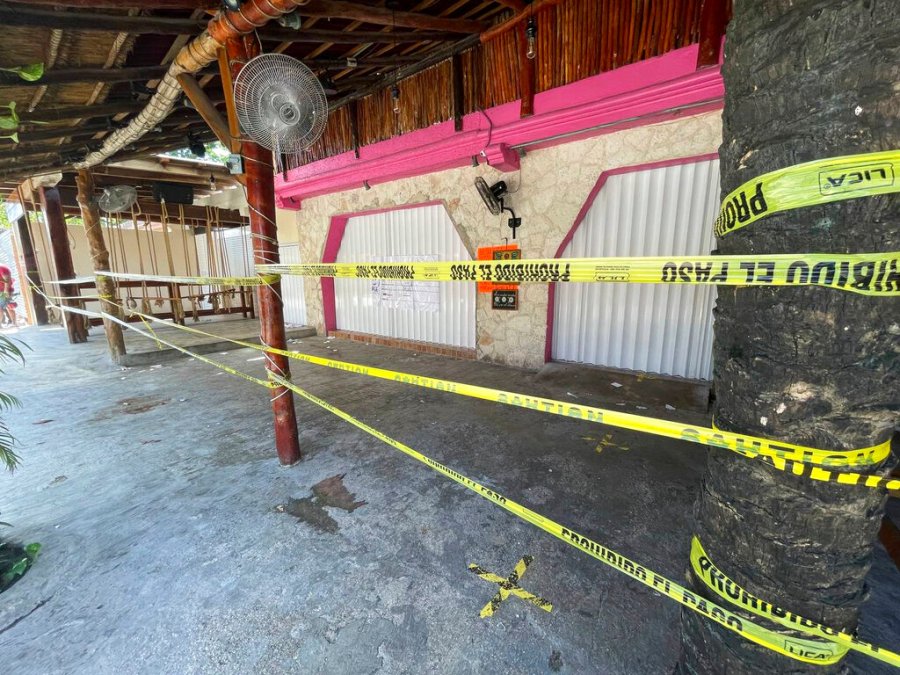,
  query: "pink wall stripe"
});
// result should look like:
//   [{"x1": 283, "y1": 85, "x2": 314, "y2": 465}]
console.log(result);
[
  {"x1": 276, "y1": 44, "x2": 723, "y2": 209},
  {"x1": 320, "y1": 200, "x2": 447, "y2": 334}
]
